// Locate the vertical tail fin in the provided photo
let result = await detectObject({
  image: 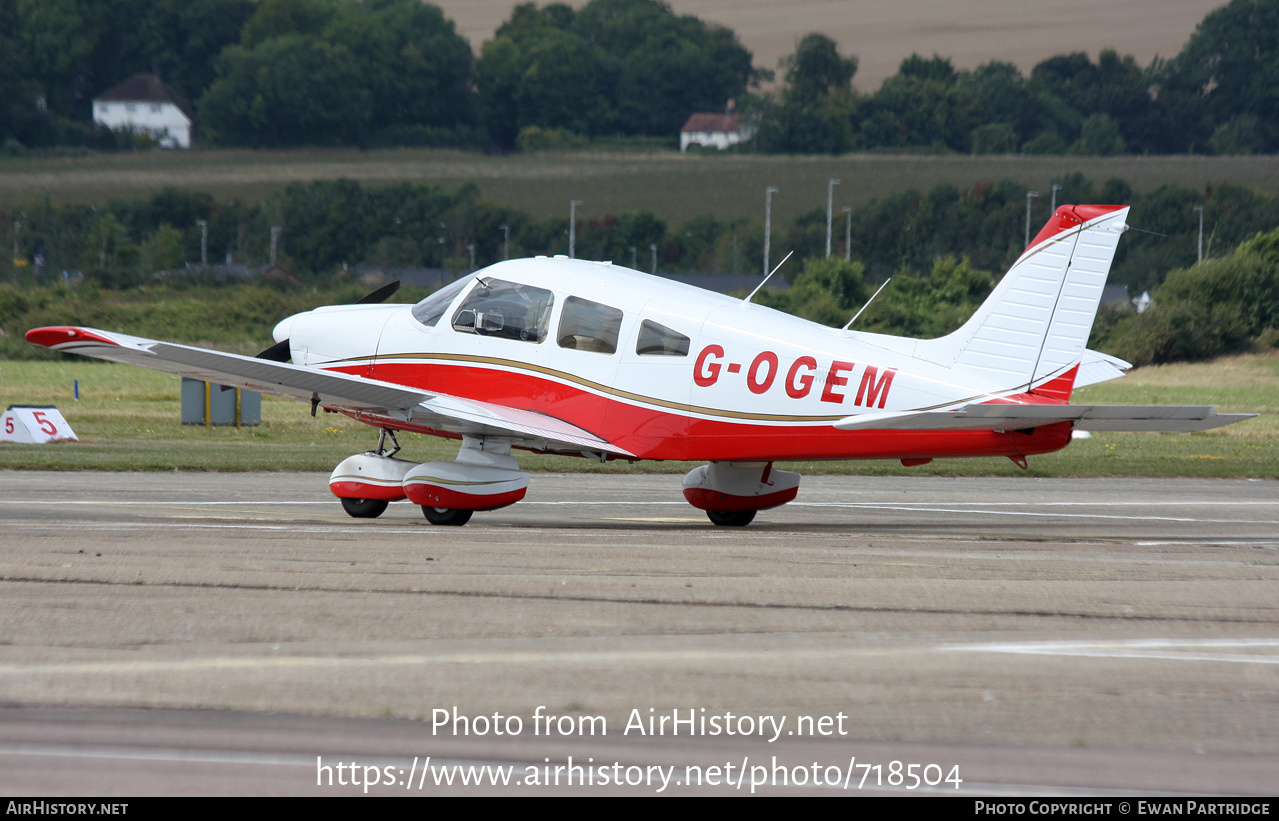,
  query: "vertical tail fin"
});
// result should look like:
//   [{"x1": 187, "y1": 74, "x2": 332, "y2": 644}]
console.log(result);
[{"x1": 917, "y1": 204, "x2": 1129, "y2": 393}]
